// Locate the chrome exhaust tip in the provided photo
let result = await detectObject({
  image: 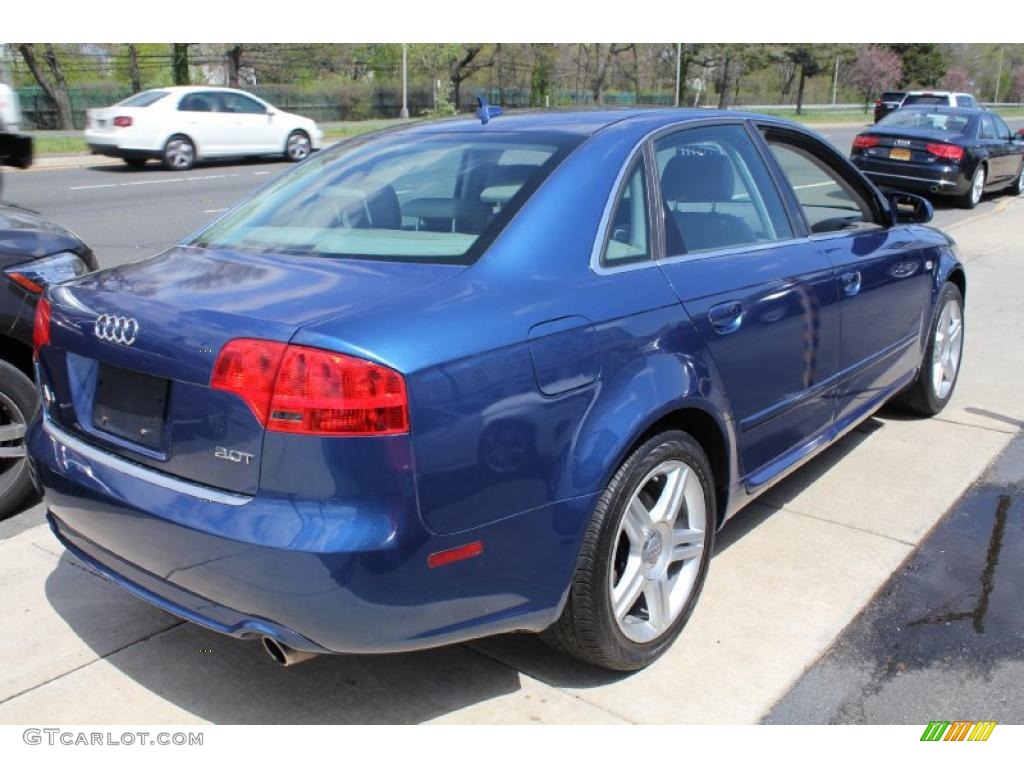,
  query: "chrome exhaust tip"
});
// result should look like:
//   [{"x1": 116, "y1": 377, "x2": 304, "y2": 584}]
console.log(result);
[{"x1": 262, "y1": 637, "x2": 320, "y2": 667}]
